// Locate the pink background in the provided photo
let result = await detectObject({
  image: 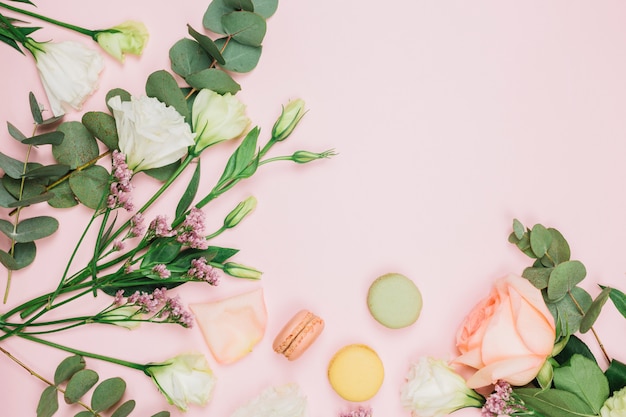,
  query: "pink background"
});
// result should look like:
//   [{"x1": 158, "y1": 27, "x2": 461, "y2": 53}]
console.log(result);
[{"x1": 1, "y1": 1, "x2": 626, "y2": 416}]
